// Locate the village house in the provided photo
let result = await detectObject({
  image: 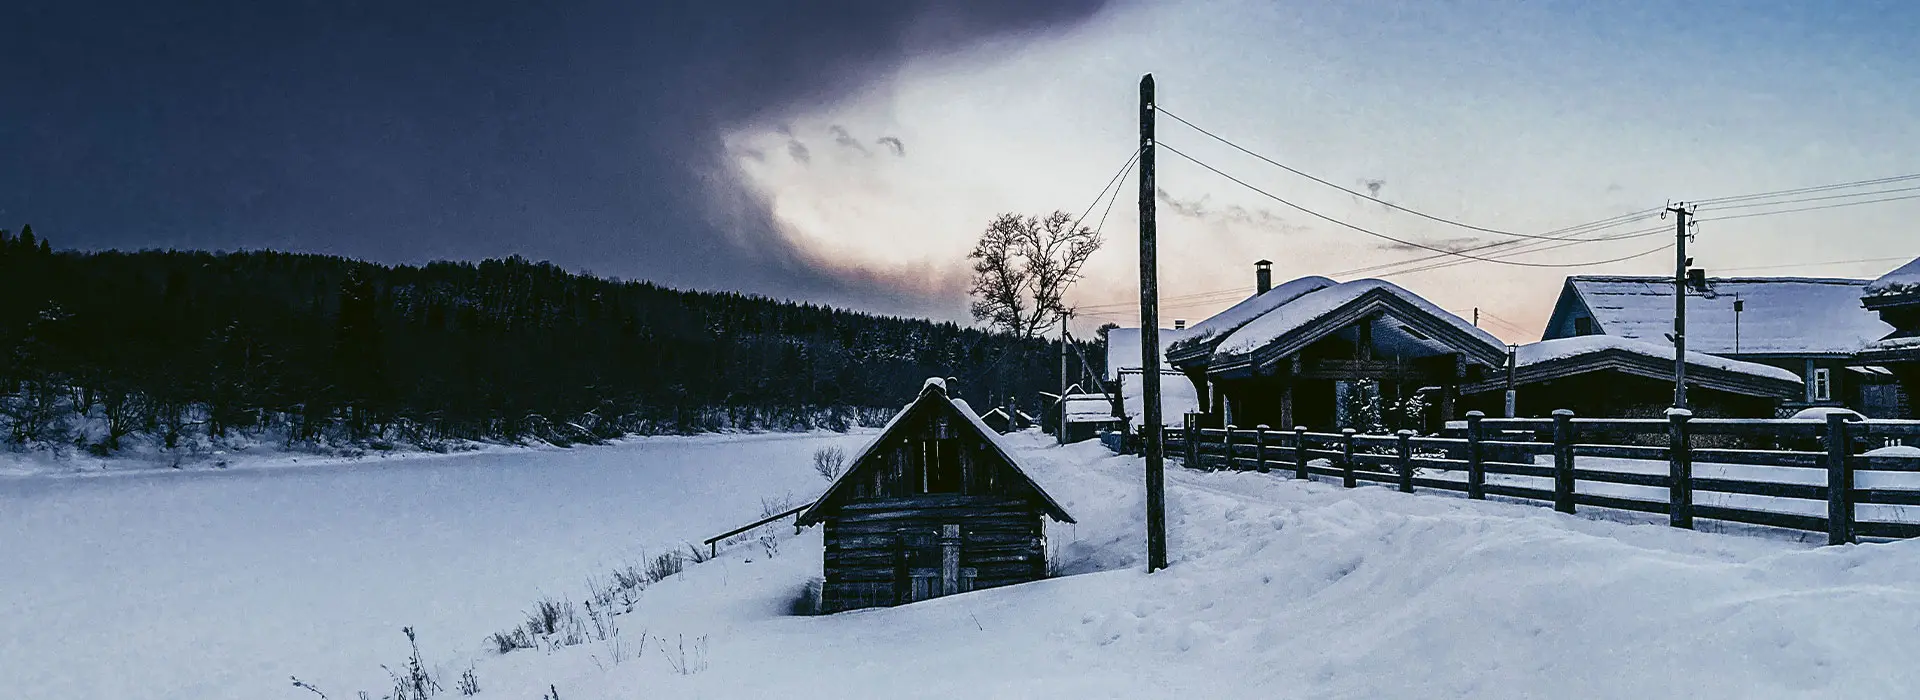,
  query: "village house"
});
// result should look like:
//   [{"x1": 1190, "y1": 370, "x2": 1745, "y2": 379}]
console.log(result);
[
  {"x1": 1459, "y1": 335, "x2": 1803, "y2": 419},
  {"x1": 1103, "y1": 325, "x2": 1201, "y2": 441},
  {"x1": 1856, "y1": 257, "x2": 1920, "y2": 417},
  {"x1": 796, "y1": 378, "x2": 1074, "y2": 613},
  {"x1": 1542, "y1": 275, "x2": 1900, "y2": 417},
  {"x1": 1166, "y1": 269, "x2": 1506, "y2": 432}
]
